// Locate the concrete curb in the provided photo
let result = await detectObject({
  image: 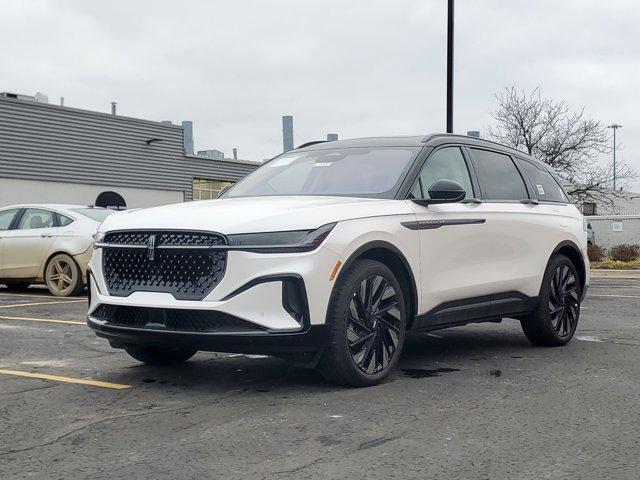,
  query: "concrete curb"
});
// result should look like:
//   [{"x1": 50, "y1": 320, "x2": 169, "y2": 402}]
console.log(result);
[{"x1": 590, "y1": 269, "x2": 640, "y2": 278}]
